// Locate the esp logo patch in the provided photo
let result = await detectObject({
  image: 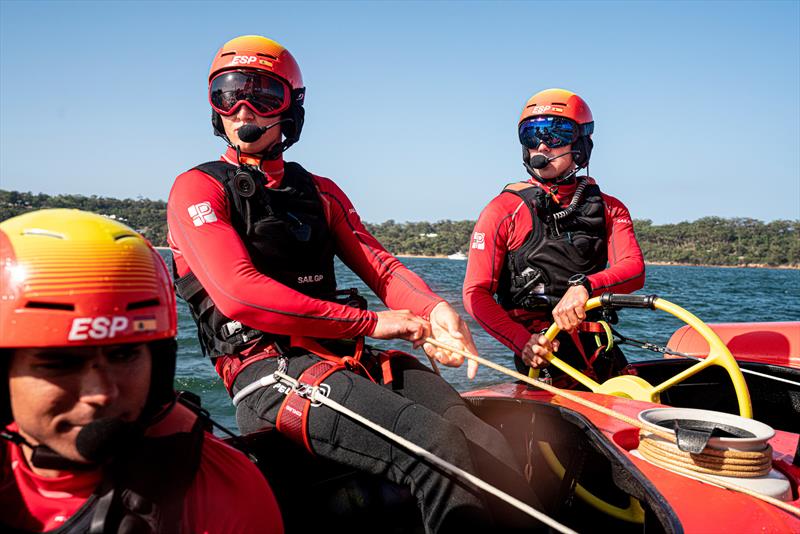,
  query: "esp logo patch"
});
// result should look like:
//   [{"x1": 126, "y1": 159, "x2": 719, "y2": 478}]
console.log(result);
[{"x1": 68, "y1": 316, "x2": 130, "y2": 341}]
